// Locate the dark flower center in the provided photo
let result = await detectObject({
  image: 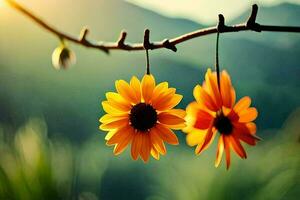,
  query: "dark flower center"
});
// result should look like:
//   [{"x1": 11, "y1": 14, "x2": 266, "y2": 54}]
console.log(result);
[
  {"x1": 214, "y1": 113, "x2": 233, "y2": 135},
  {"x1": 129, "y1": 103, "x2": 157, "y2": 132}
]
